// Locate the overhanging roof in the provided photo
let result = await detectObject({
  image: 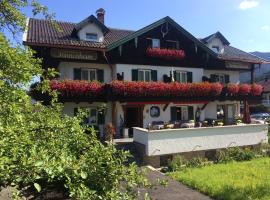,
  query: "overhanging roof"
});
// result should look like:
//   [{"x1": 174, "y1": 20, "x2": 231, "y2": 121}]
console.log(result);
[{"x1": 107, "y1": 16, "x2": 218, "y2": 58}]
